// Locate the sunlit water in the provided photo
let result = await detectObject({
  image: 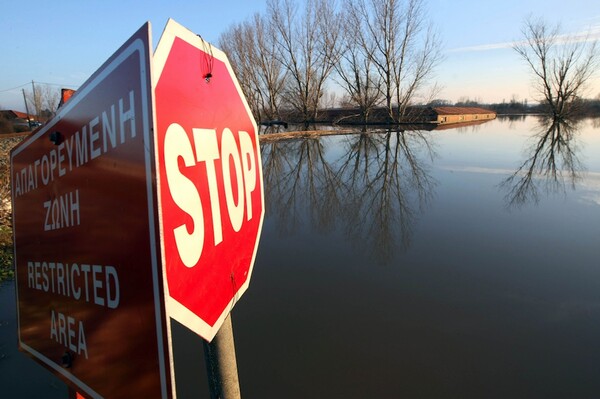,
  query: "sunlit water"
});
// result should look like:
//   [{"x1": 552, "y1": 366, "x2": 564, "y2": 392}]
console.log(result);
[{"x1": 2, "y1": 116, "x2": 600, "y2": 398}]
